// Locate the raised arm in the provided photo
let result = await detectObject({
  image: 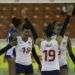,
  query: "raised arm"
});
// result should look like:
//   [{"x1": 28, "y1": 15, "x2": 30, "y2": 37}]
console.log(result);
[
  {"x1": 60, "y1": 5, "x2": 74, "y2": 37},
  {"x1": 60, "y1": 15, "x2": 71, "y2": 37},
  {"x1": 67, "y1": 38, "x2": 75, "y2": 64}
]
